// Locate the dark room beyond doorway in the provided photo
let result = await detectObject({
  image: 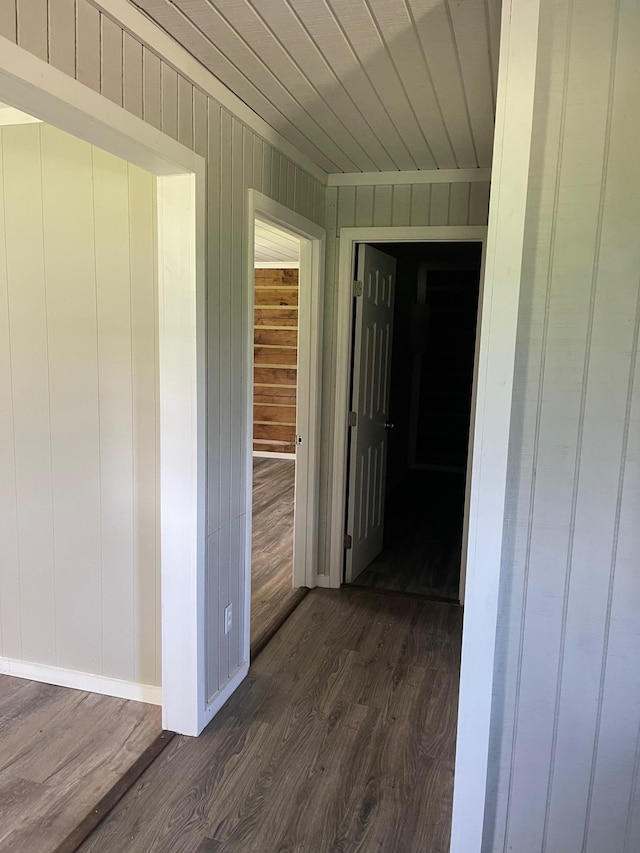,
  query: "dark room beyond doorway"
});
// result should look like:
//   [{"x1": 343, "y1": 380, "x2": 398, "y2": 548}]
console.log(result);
[{"x1": 347, "y1": 241, "x2": 482, "y2": 603}]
